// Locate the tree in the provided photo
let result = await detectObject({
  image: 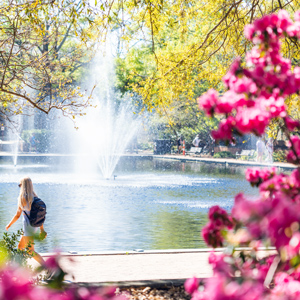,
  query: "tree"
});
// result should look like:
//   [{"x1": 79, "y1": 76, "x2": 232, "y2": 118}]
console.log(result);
[
  {"x1": 0, "y1": 0, "x2": 105, "y2": 124},
  {"x1": 146, "y1": 82, "x2": 219, "y2": 150},
  {"x1": 114, "y1": 0, "x2": 300, "y2": 114}
]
